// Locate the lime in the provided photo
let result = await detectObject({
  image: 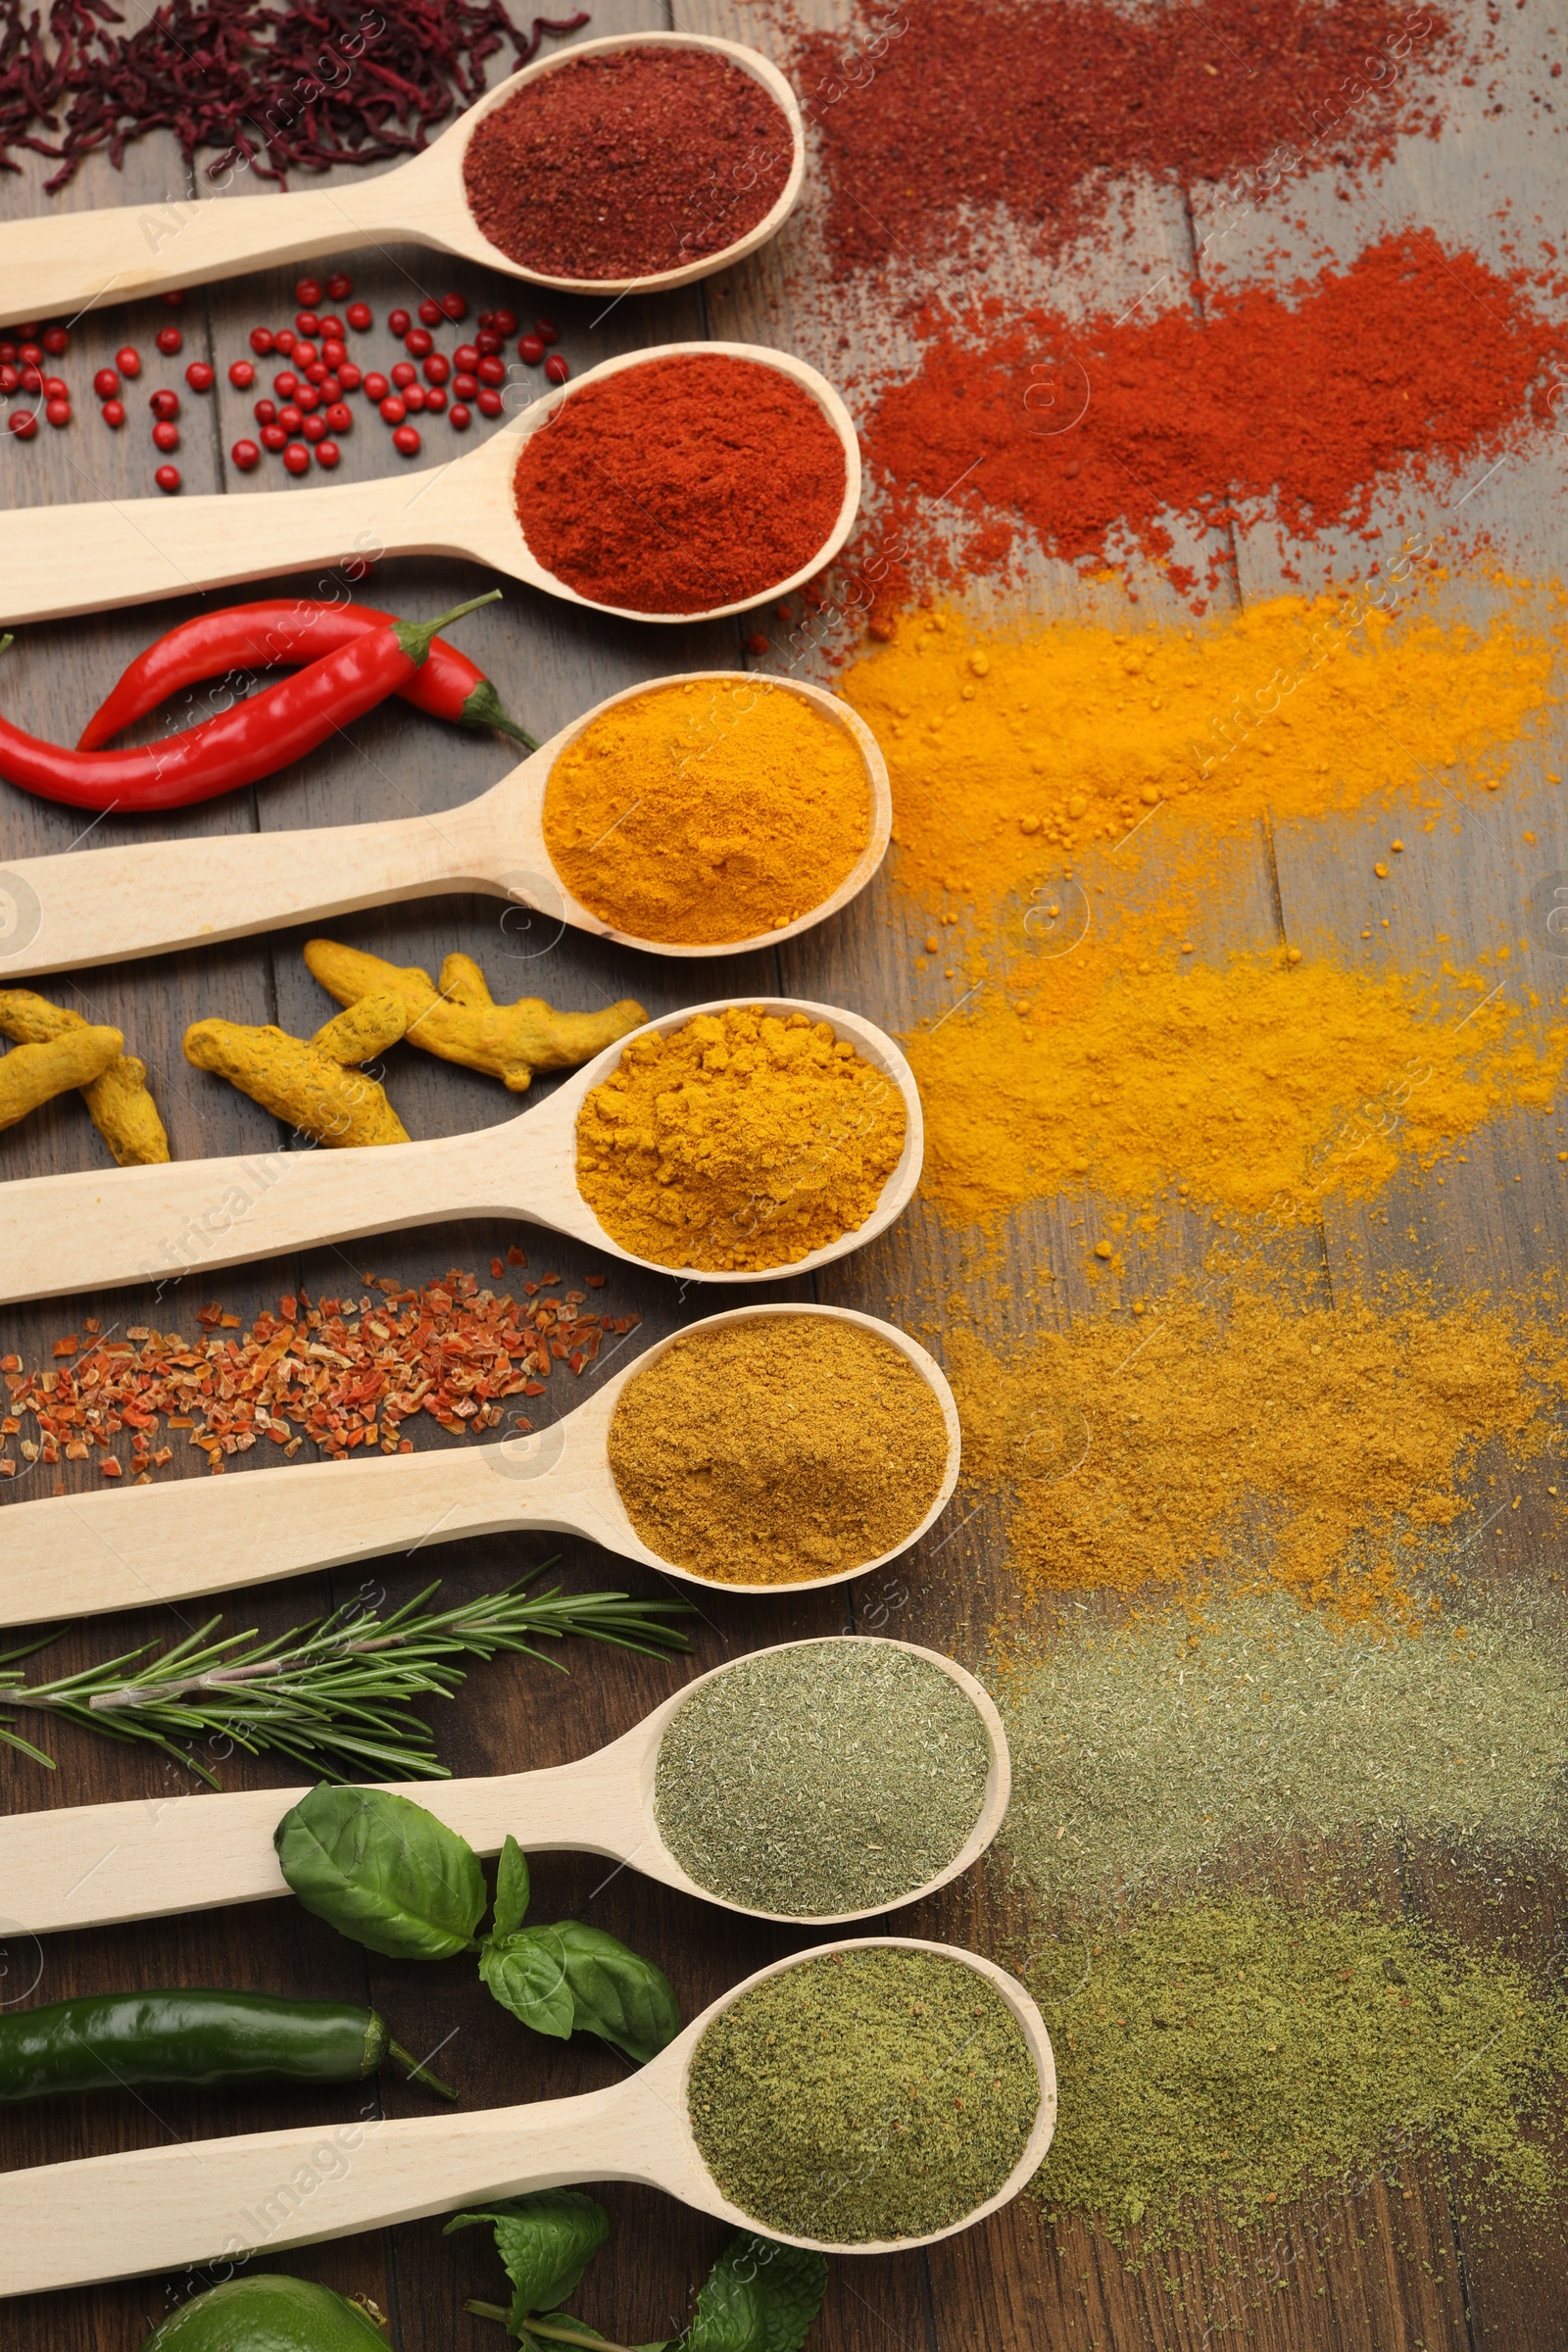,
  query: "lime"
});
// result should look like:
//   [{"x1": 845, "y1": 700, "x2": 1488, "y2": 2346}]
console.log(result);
[{"x1": 140, "y1": 2275, "x2": 388, "y2": 2349}]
